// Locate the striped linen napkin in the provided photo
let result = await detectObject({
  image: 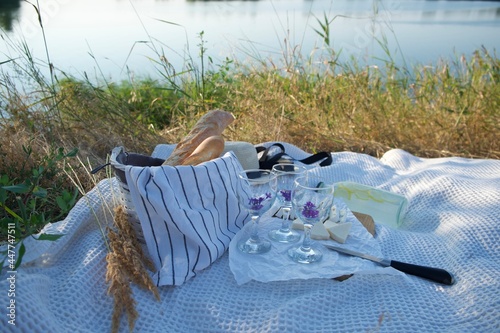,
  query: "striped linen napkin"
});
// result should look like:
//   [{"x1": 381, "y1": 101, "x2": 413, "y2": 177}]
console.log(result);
[{"x1": 125, "y1": 152, "x2": 249, "y2": 286}]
